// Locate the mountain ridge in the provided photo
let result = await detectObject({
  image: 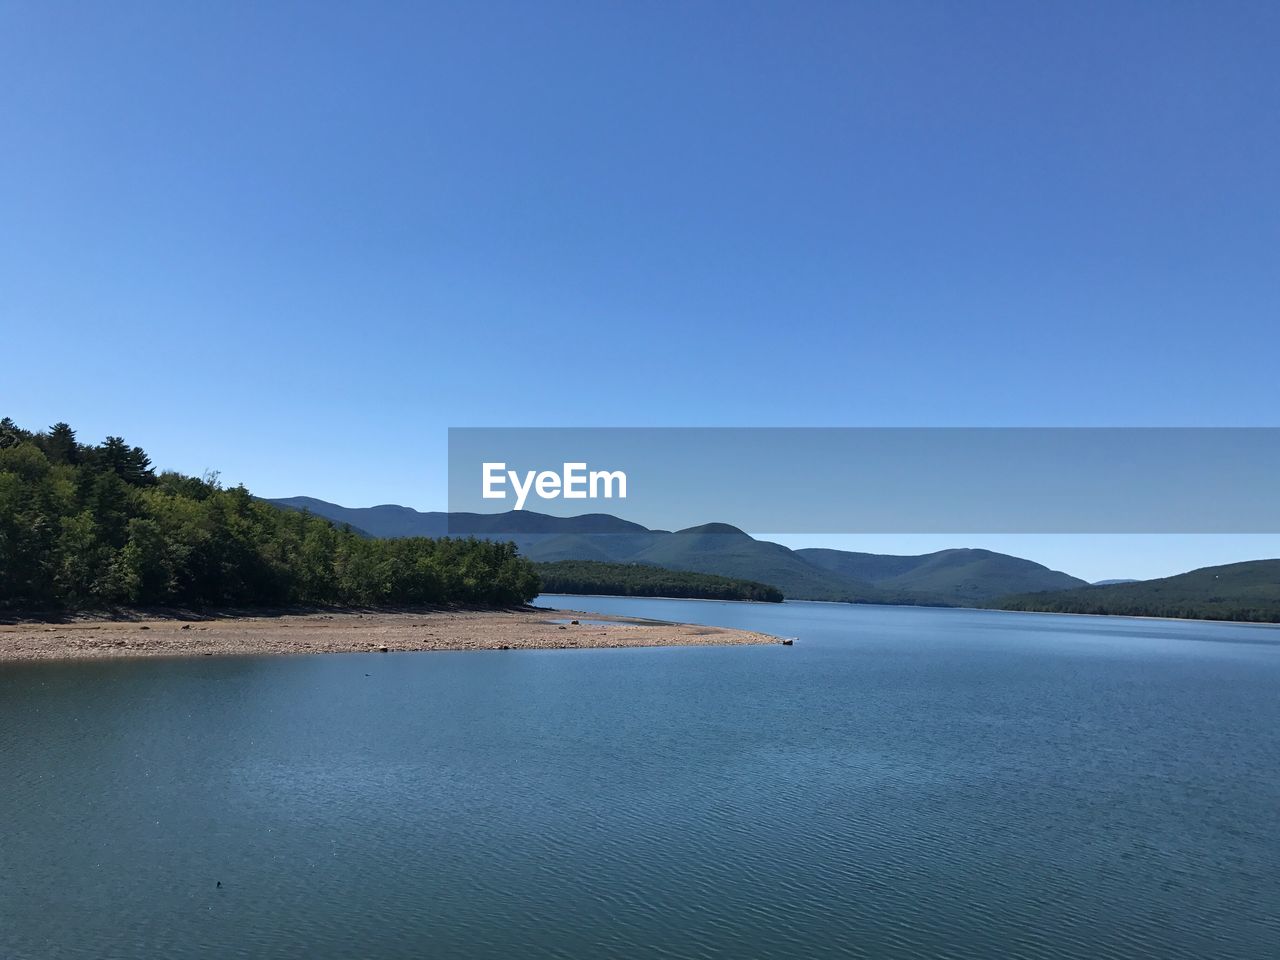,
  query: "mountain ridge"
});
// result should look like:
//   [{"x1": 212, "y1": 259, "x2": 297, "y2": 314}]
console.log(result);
[
  {"x1": 268, "y1": 497, "x2": 1088, "y2": 605},
  {"x1": 1000, "y1": 560, "x2": 1280, "y2": 623}
]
